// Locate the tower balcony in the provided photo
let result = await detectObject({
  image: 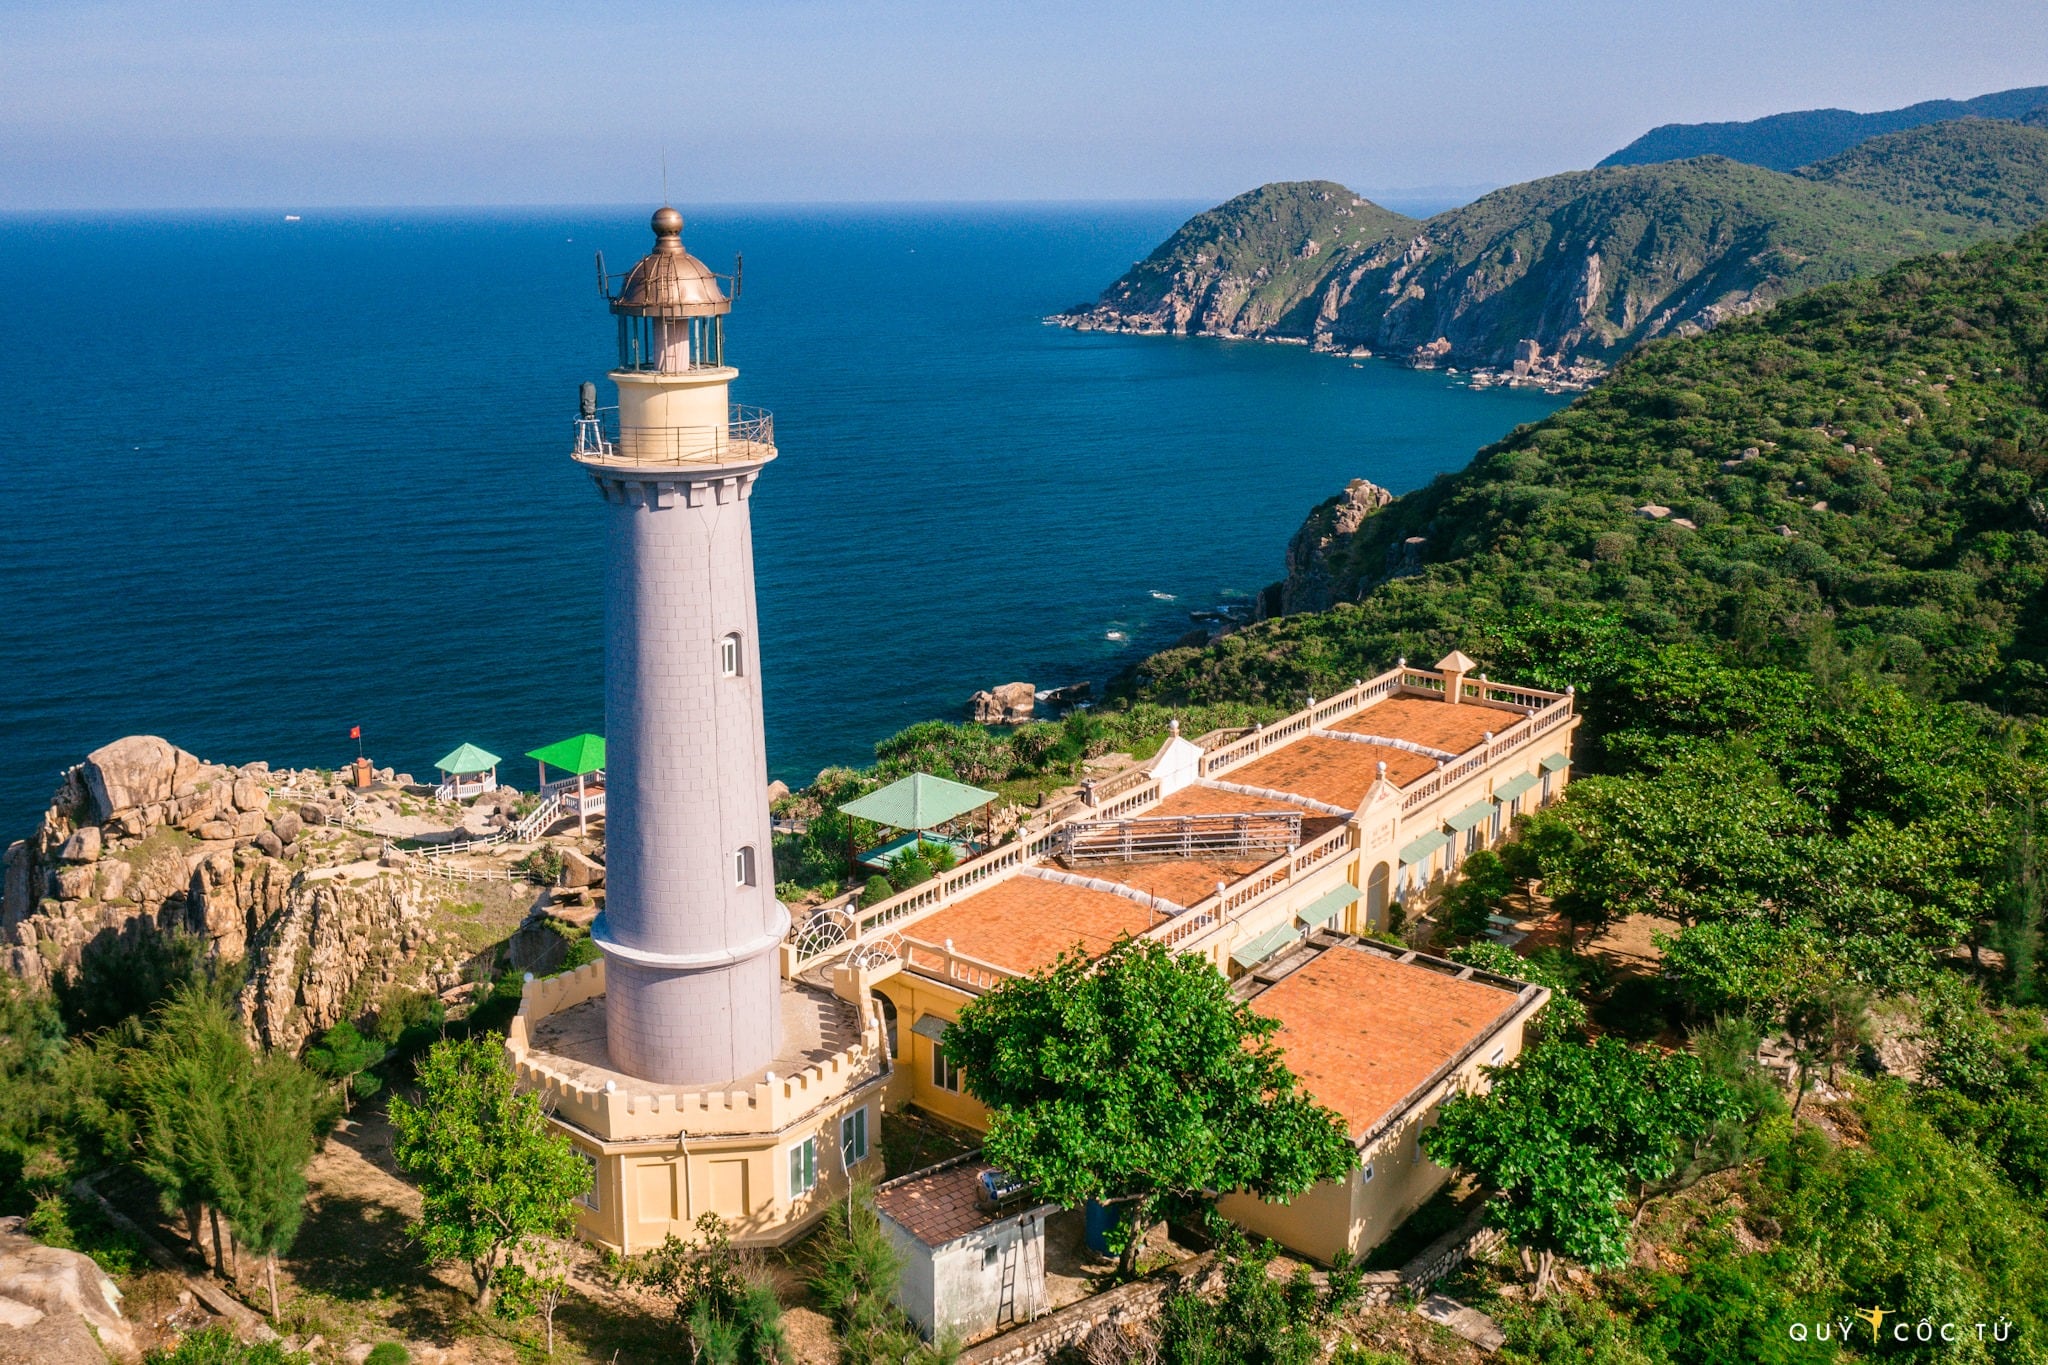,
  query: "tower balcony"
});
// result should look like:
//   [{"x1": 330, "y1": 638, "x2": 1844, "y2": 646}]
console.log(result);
[{"x1": 572, "y1": 404, "x2": 776, "y2": 469}]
